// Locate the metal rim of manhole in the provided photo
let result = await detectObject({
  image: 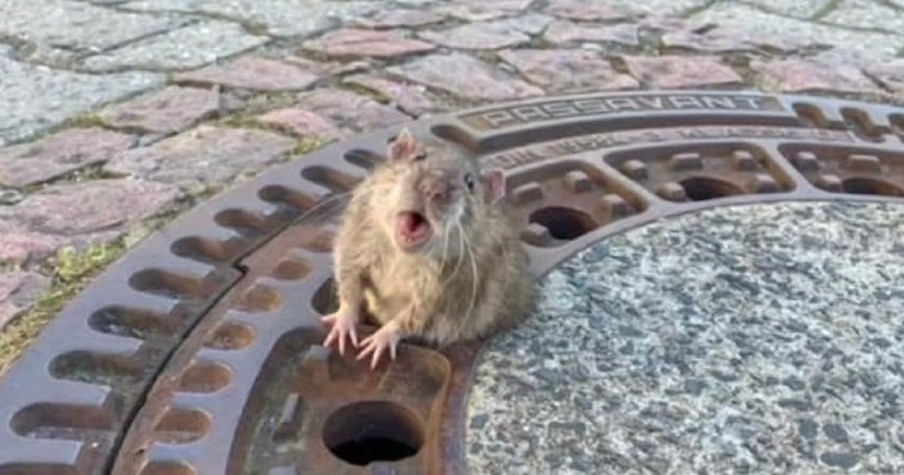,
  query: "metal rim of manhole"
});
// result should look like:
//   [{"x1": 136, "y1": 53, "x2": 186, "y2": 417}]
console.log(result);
[{"x1": 2, "y1": 90, "x2": 904, "y2": 475}]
